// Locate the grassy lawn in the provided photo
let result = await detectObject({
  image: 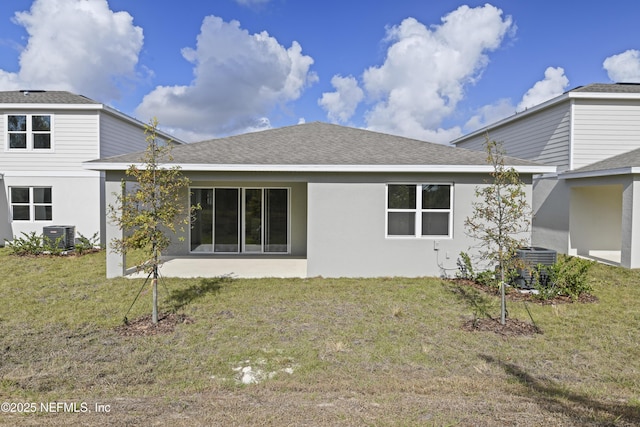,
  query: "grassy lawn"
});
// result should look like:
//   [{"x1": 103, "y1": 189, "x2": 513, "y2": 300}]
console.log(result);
[{"x1": 0, "y1": 248, "x2": 639, "y2": 426}]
